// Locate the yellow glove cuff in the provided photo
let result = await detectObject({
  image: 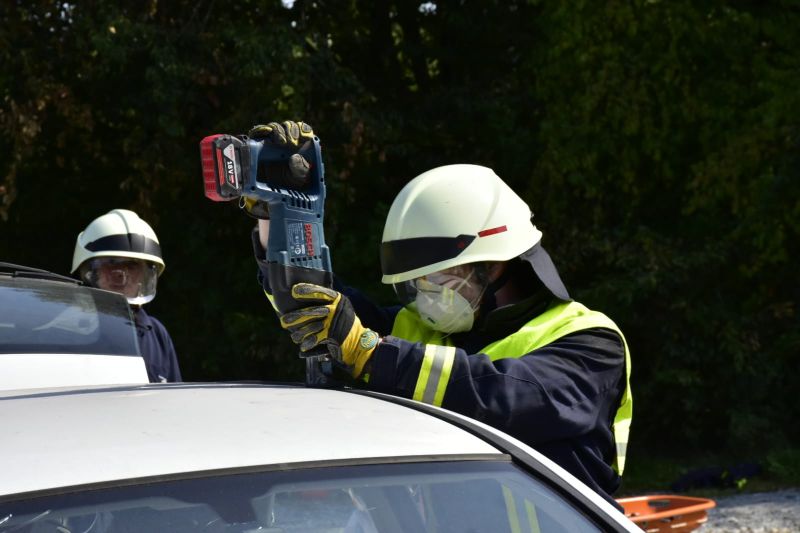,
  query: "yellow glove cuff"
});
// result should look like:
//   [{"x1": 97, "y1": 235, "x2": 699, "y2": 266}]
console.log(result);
[{"x1": 340, "y1": 317, "x2": 380, "y2": 378}]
